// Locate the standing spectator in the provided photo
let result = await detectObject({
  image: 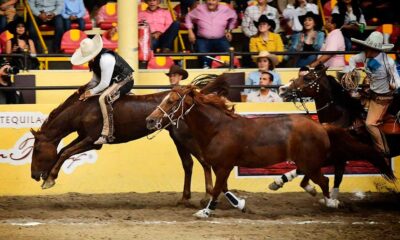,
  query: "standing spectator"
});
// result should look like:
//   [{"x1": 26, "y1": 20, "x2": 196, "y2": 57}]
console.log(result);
[
  {"x1": 62, "y1": 0, "x2": 86, "y2": 31},
  {"x1": 166, "y1": 64, "x2": 188, "y2": 86},
  {"x1": 289, "y1": 11, "x2": 324, "y2": 67},
  {"x1": 247, "y1": 71, "x2": 282, "y2": 102},
  {"x1": 241, "y1": 0, "x2": 278, "y2": 67},
  {"x1": 27, "y1": 0, "x2": 64, "y2": 53},
  {"x1": 138, "y1": 0, "x2": 179, "y2": 53},
  {"x1": 245, "y1": 51, "x2": 281, "y2": 94},
  {"x1": 249, "y1": 15, "x2": 284, "y2": 63},
  {"x1": 282, "y1": 0, "x2": 319, "y2": 32},
  {"x1": 5, "y1": 17, "x2": 39, "y2": 70},
  {"x1": 309, "y1": 14, "x2": 345, "y2": 68},
  {"x1": 0, "y1": 0, "x2": 16, "y2": 33},
  {"x1": 185, "y1": 0, "x2": 237, "y2": 68},
  {"x1": 332, "y1": 0, "x2": 366, "y2": 50}
]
